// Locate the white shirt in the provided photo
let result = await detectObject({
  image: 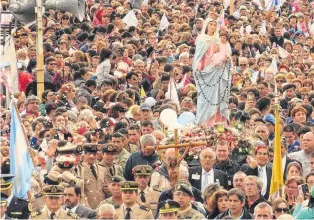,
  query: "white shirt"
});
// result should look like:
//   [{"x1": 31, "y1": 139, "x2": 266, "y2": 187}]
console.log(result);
[
  {"x1": 6, "y1": 194, "x2": 13, "y2": 205},
  {"x1": 201, "y1": 168, "x2": 214, "y2": 191},
  {"x1": 258, "y1": 166, "x2": 267, "y2": 196},
  {"x1": 69, "y1": 204, "x2": 79, "y2": 213}
]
